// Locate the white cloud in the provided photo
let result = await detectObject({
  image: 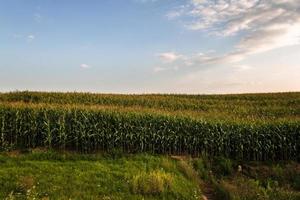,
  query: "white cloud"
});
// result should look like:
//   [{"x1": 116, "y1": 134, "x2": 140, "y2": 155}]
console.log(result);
[
  {"x1": 166, "y1": 0, "x2": 300, "y2": 67},
  {"x1": 153, "y1": 66, "x2": 167, "y2": 72},
  {"x1": 158, "y1": 52, "x2": 182, "y2": 63},
  {"x1": 156, "y1": 50, "x2": 240, "y2": 70},
  {"x1": 166, "y1": 10, "x2": 183, "y2": 19},
  {"x1": 232, "y1": 65, "x2": 252, "y2": 71},
  {"x1": 12, "y1": 34, "x2": 37, "y2": 42},
  {"x1": 27, "y1": 35, "x2": 35, "y2": 42},
  {"x1": 80, "y1": 64, "x2": 91, "y2": 69},
  {"x1": 166, "y1": 5, "x2": 187, "y2": 19},
  {"x1": 153, "y1": 65, "x2": 179, "y2": 73},
  {"x1": 173, "y1": 63, "x2": 300, "y2": 94}
]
